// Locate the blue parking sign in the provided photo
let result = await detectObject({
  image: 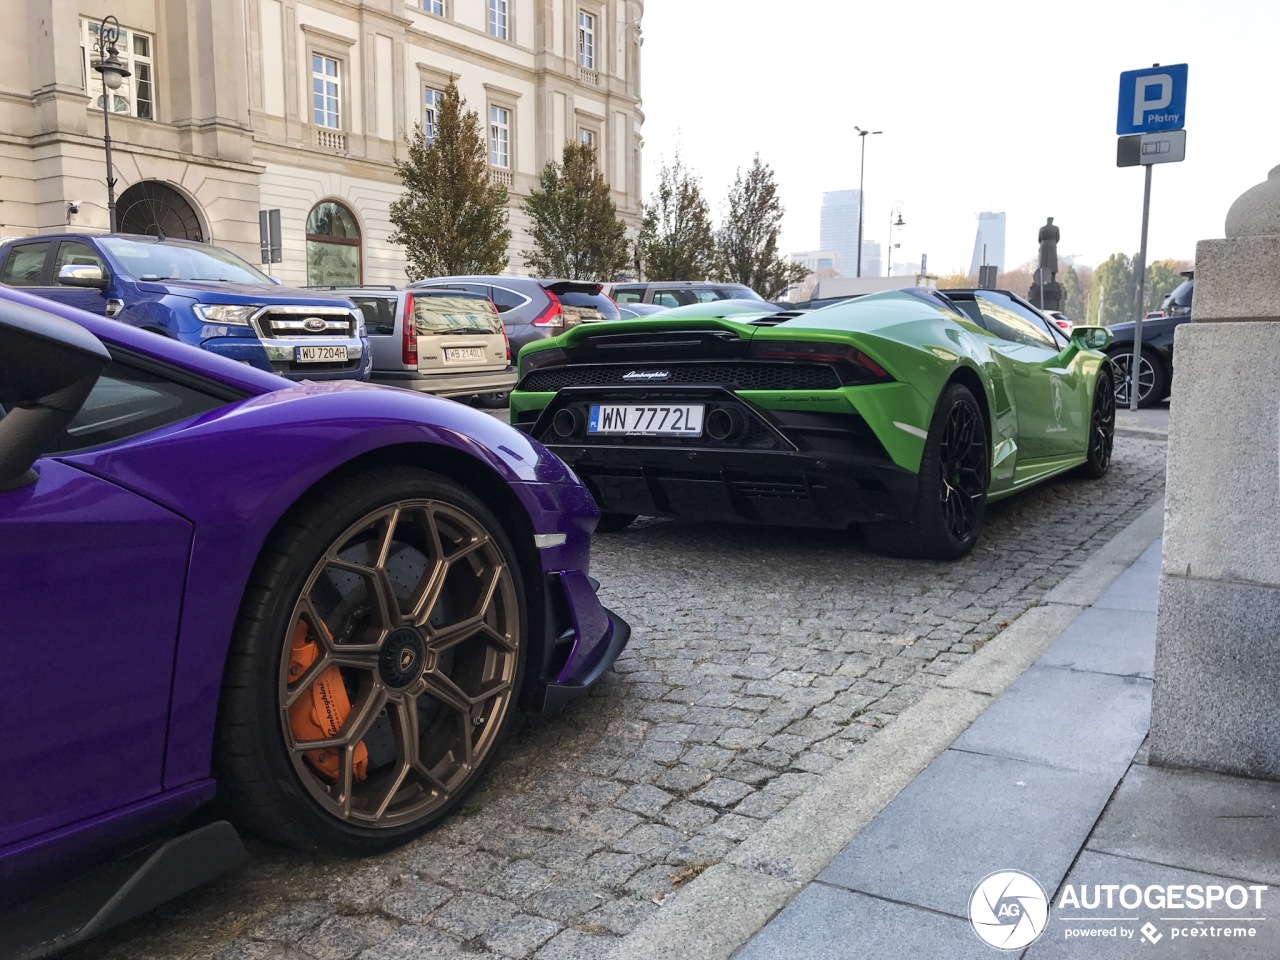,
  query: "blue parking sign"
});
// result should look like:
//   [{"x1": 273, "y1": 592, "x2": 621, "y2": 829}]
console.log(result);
[{"x1": 1117, "y1": 64, "x2": 1188, "y2": 135}]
